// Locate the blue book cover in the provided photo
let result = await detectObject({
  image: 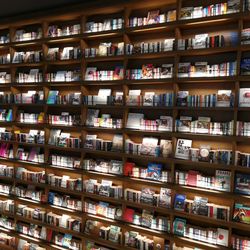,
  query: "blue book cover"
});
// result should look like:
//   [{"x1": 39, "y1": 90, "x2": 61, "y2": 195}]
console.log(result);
[
  {"x1": 147, "y1": 163, "x2": 162, "y2": 180},
  {"x1": 174, "y1": 194, "x2": 186, "y2": 211},
  {"x1": 48, "y1": 192, "x2": 55, "y2": 204},
  {"x1": 241, "y1": 58, "x2": 250, "y2": 75},
  {"x1": 235, "y1": 173, "x2": 250, "y2": 195},
  {"x1": 47, "y1": 90, "x2": 59, "y2": 104},
  {"x1": 62, "y1": 234, "x2": 72, "y2": 247}
]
